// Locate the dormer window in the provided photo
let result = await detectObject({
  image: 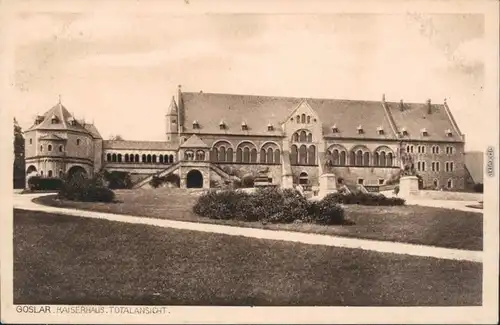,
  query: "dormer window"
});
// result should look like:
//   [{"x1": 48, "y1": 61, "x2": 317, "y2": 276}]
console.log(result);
[
  {"x1": 377, "y1": 126, "x2": 384, "y2": 135},
  {"x1": 219, "y1": 120, "x2": 226, "y2": 130},
  {"x1": 267, "y1": 123, "x2": 274, "y2": 131},
  {"x1": 192, "y1": 120, "x2": 200, "y2": 129},
  {"x1": 421, "y1": 128, "x2": 428, "y2": 136},
  {"x1": 331, "y1": 124, "x2": 338, "y2": 133},
  {"x1": 68, "y1": 118, "x2": 77, "y2": 126},
  {"x1": 241, "y1": 121, "x2": 248, "y2": 131},
  {"x1": 51, "y1": 114, "x2": 59, "y2": 124},
  {"x1": 445, "y1": 129, "x2": 453, "y2": 137},
  {"x1": 401, "y1": 127, "x2": 408, "y2": 136},
  {"x1": 357, "y1": 125, "x2": 364, "y2": 134}
]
